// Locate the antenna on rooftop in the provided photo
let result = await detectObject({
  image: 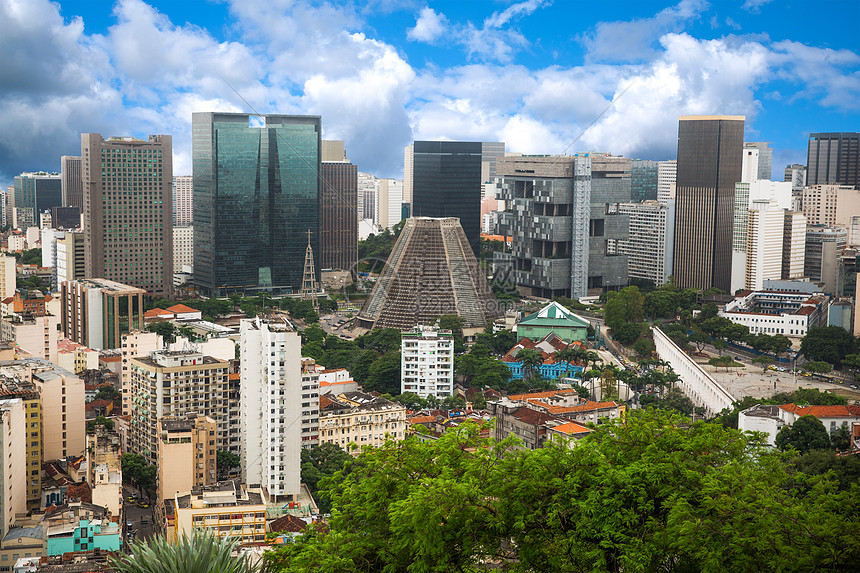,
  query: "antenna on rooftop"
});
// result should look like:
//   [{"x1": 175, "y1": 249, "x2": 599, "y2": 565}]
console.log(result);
[{"x1": 300, "y1": 229, "x2": 319, "y2": 311}]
